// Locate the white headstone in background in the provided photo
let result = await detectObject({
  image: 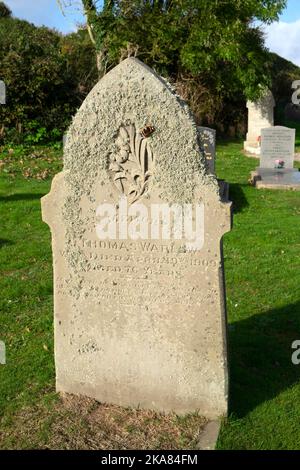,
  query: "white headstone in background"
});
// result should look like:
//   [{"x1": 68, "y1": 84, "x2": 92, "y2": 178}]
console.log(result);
[
  {"x1": 260, "y1": 126, "x2": 295, "y2": 169},
  {"x1": 0, "y1": 80, "x2": 6, "y2": 104},
  {"x1": 244, "y1": 89, "x2": 275, "y2": 156}
]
